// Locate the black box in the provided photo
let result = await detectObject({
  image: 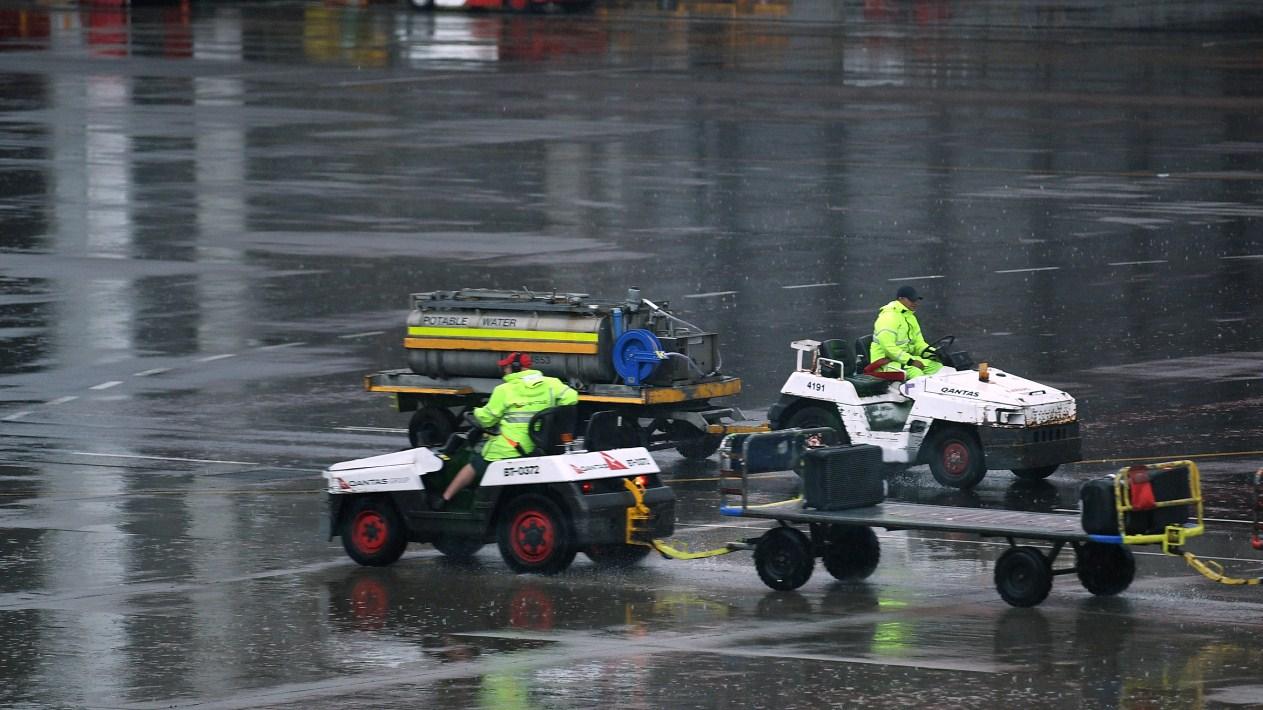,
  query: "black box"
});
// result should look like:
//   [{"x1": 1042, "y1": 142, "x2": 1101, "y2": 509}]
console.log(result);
[
  {"x1": 797, "y1": 444, "x2": 885, "y2": 511},
  {"x1": 1079, "y1": 466, "x2": 1192, "y2": 536}
]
